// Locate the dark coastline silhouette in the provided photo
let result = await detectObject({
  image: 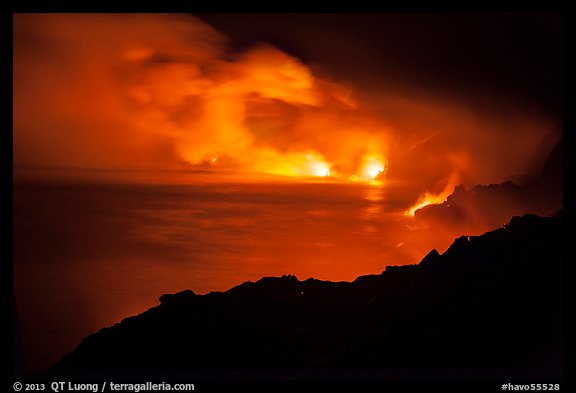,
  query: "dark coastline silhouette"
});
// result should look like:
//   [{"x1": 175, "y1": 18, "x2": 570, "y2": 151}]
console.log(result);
[
  {"x1": 49, "y1": 210, "x2": 563, "y2": 379},
  {"x1": 415, "y1": 138, "x2": 563, "y2": 232}
]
